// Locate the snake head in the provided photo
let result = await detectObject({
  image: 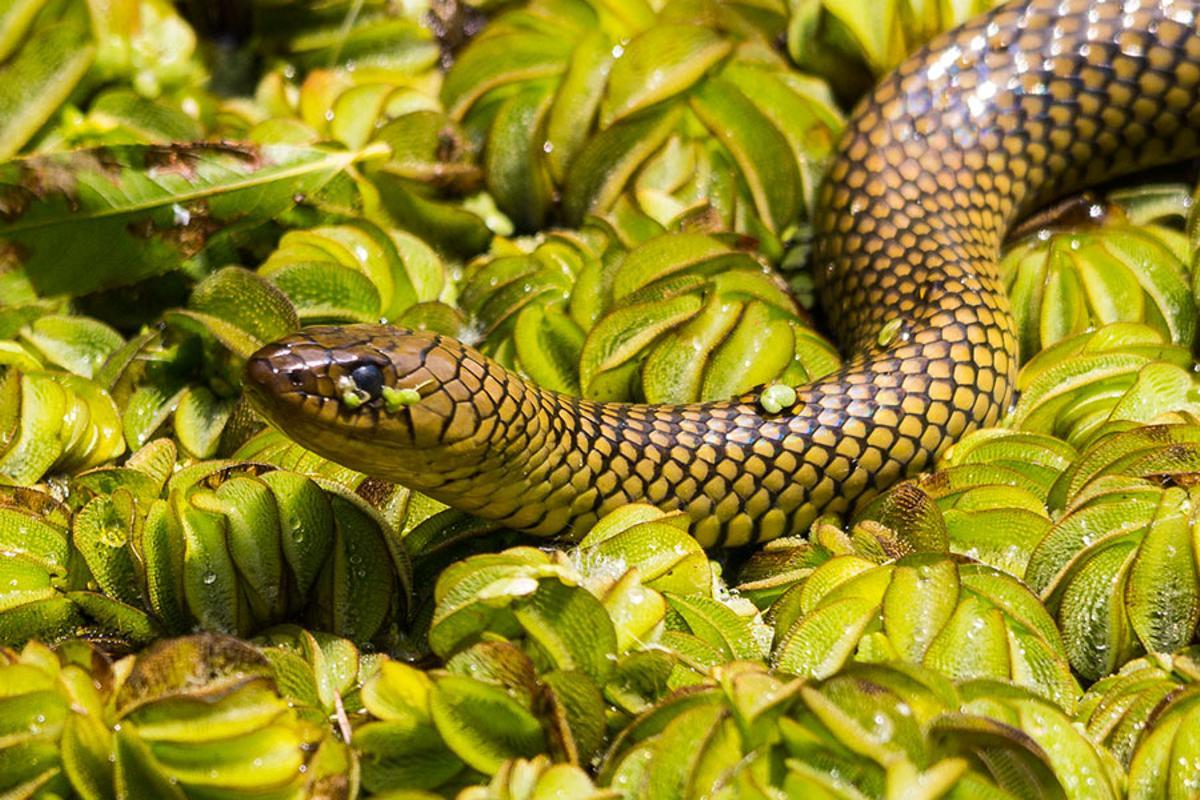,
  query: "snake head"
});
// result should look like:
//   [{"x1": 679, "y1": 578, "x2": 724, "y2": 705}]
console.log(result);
[{"x1": 244, "y1": 324, "x2": 501, "y2": 484}]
